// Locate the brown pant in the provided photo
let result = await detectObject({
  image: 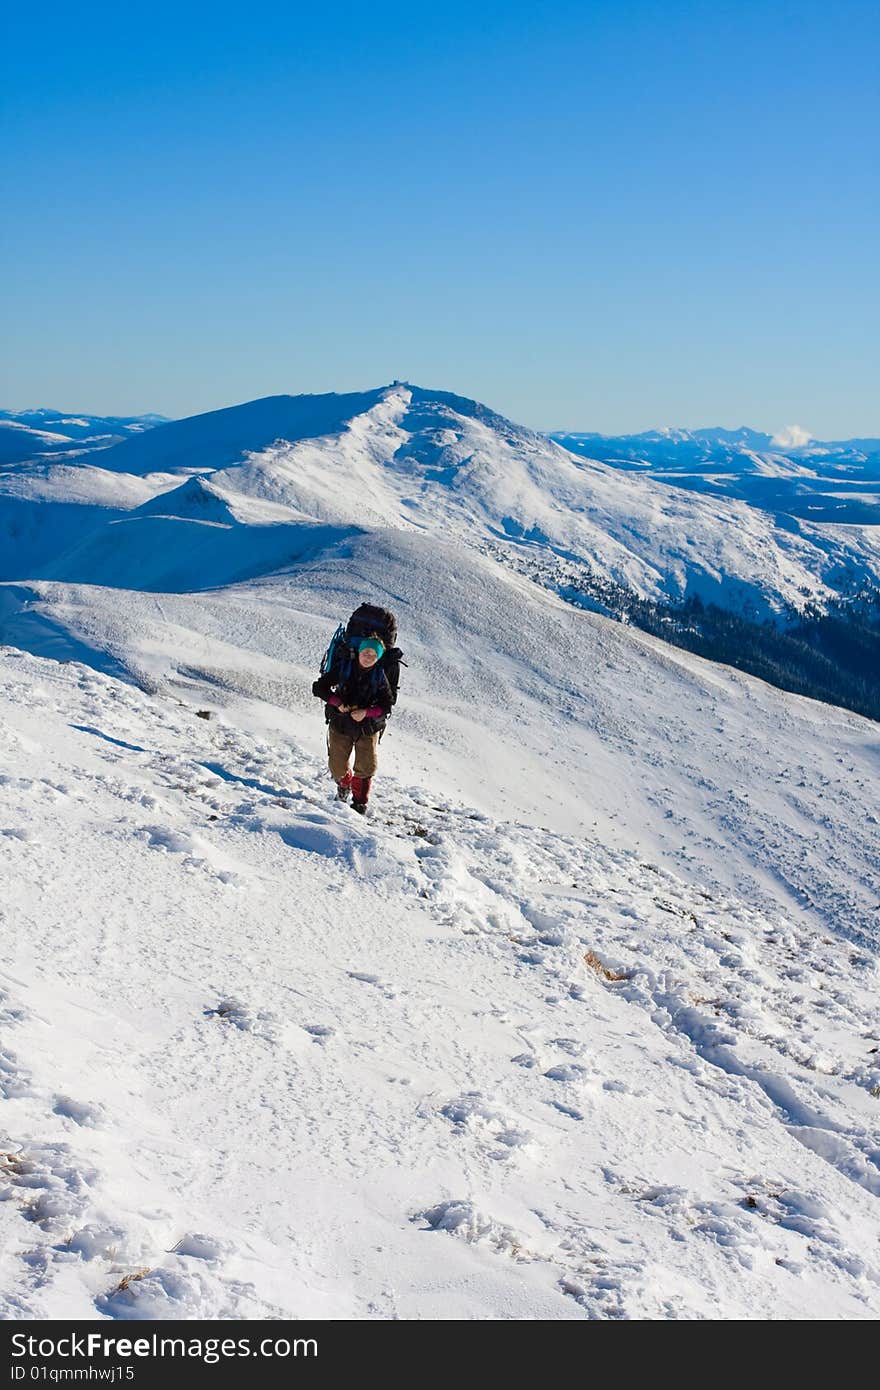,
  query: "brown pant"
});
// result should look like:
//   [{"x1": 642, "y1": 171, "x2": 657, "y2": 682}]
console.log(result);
[{"x1": 327, "y1": 728, "x2": 379, "y2": 781}]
